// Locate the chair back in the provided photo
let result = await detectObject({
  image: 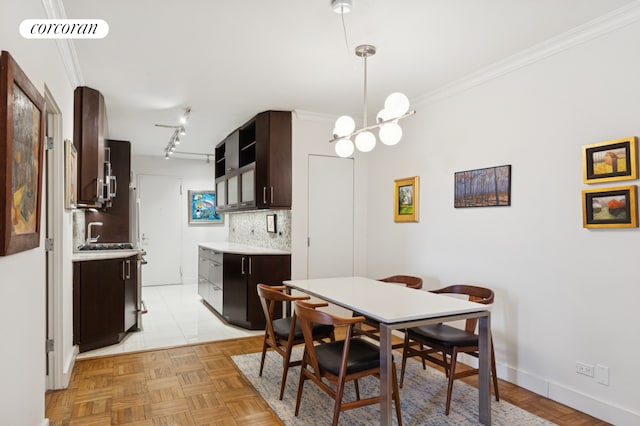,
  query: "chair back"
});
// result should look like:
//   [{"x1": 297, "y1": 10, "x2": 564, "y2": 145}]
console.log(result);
[
  {"x1": 379, "y1": 275, "x2": 423, "y2": 289},
  {"x1": 430, "y1": 285, "x2": 494, "y2": 333},
  {"x1": 257, "y1": 284, "x2": 309, "y2": 341},
  {"x1": 294, "y1": 300, "x2": 364, "y2": 380}
]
